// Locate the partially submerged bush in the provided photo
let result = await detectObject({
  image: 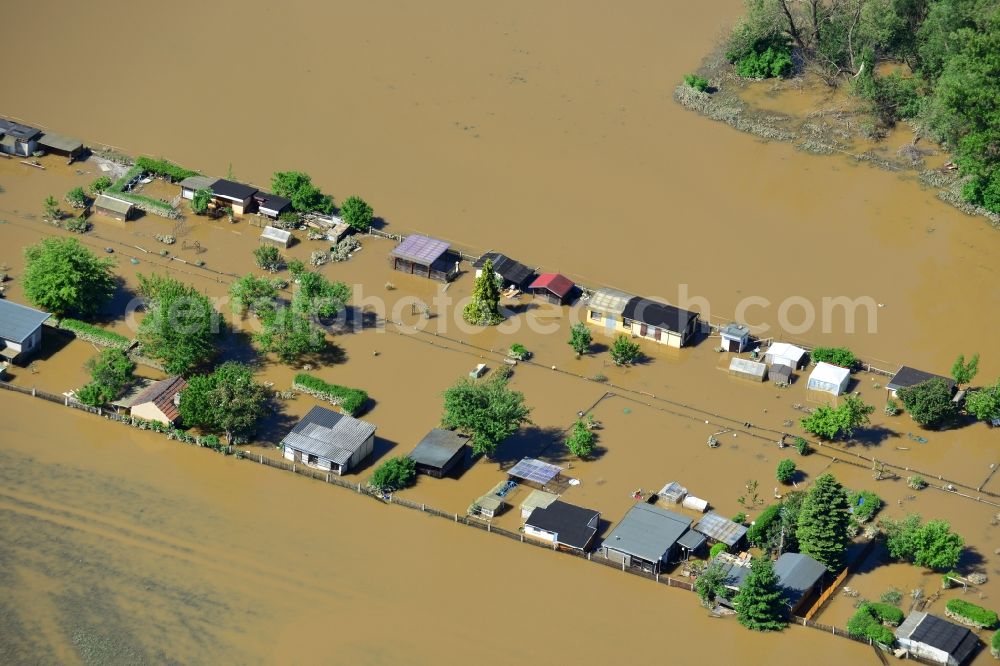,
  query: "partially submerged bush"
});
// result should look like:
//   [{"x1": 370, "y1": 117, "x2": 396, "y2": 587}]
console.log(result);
[{"x1": 946, "y1": 599, "x2": 998, "y2": 629}]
